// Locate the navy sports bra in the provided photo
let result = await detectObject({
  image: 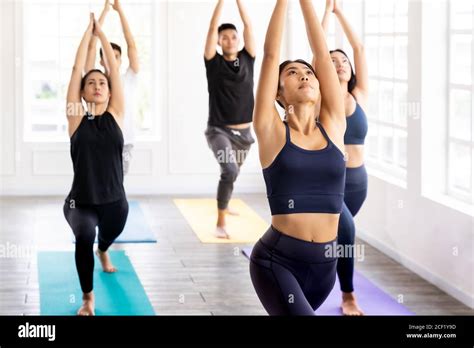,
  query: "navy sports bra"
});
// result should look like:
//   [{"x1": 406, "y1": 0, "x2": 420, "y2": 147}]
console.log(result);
[
  {"x1": 263, "y1": 122, "x2": 346, "y2": 215},
  {"x1": 344, "y1": 103, "x2": 368, "y2": 145}
]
